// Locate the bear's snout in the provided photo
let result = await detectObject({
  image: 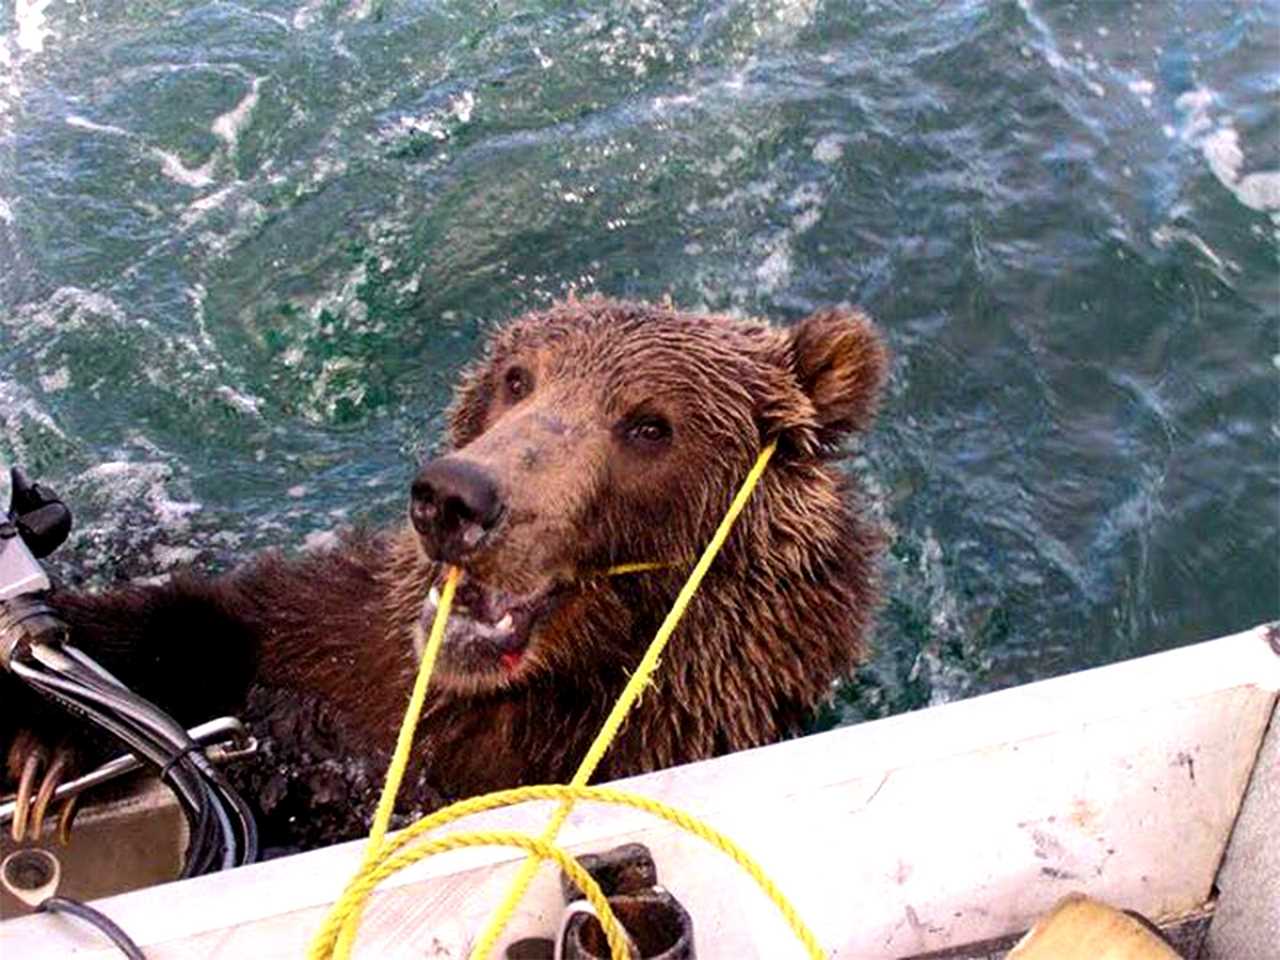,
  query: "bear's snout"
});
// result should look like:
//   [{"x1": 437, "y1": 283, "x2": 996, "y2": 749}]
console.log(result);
[{"x1": 410, "y1": 457, "x2": 504, "y2": 563}]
